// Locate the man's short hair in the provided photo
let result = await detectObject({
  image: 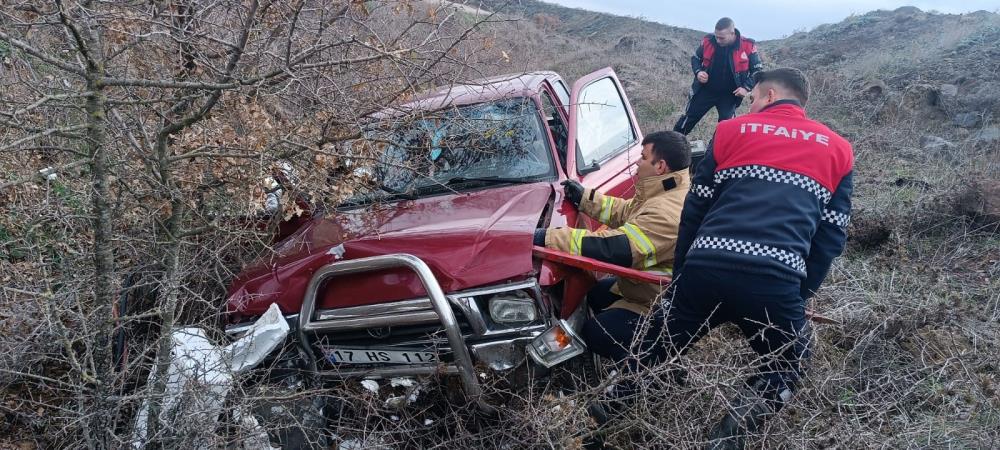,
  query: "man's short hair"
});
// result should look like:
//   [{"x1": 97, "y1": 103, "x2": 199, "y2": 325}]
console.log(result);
[
  {"x1": 753, "y1": 68, "x2": 810, "y2": 105},
  {"x1": 715, "y1": 17, "x2": 735, "y2": 30},
  {"x1": 642, "y1": 131, "x2": 691, "y2": 171}
]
